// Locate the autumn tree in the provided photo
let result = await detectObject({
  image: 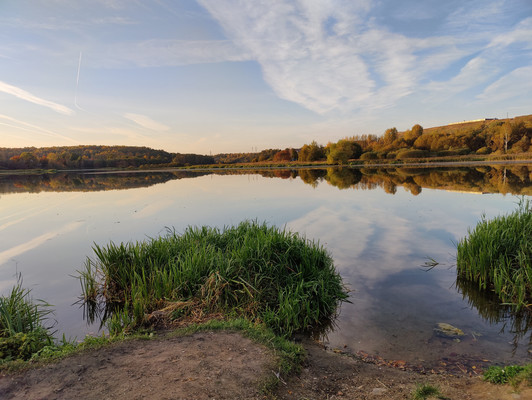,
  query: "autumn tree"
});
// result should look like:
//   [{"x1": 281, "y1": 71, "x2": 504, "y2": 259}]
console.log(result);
[
  {"x1": 273, "y1": 149, "x2": 293, "y2": 162},
  {"x1": 298, "y1": 141, "x2": 325, "y2": 162},
  {"x1": 404, "y1": 124, "x2": 423, "y2": 145},
  {"x1": 383, "y1": 127, "x2": 398, "y2": 145}
]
